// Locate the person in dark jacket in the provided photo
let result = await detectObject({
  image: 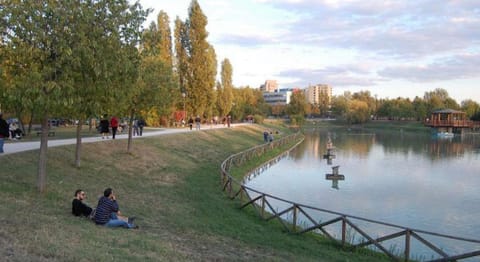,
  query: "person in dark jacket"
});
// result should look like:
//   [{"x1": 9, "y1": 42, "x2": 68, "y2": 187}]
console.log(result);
[
  {"x1": 0, "y1": 113, "x2": 9, "y2": 153},
  {"x1": 72, "y1": 189, "x2": 94, "y2": 219},
  {"x1": 94, "y1": 188, "x2": 136, "y2": 229},
  {"x1": 99, "y1": 115, "x2": 110, "y2": 139}
]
